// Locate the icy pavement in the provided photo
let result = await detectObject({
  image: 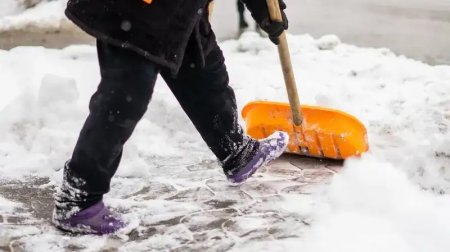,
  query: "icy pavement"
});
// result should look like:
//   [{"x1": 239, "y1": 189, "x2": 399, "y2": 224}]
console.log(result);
[{"x1": 0, "y1": 156, "x2": 341, "y2": 251}]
